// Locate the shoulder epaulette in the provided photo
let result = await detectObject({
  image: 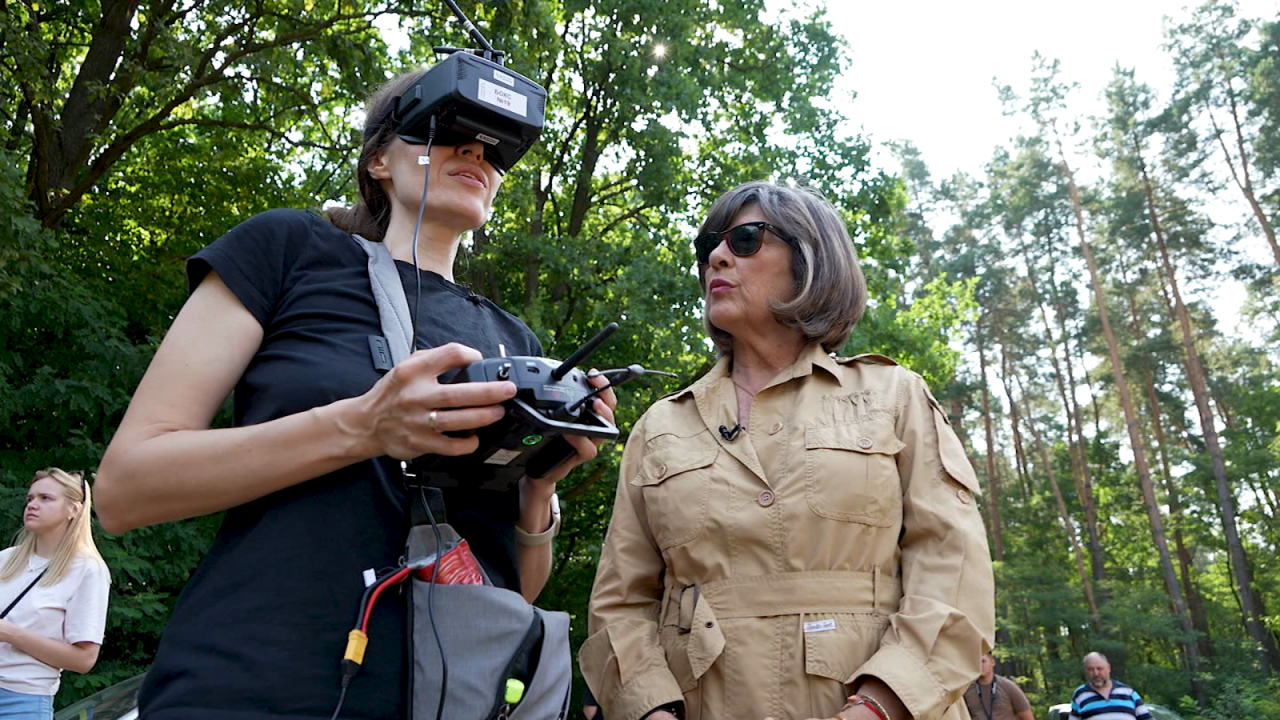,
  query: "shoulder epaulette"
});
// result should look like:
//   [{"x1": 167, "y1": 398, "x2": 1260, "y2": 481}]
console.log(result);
[
  {"x1": 657, "y1": 386, "x2": 692, "y2": 402},
  {"x1": 835, "y1": 353, "x2": 899, "y2": 366}
]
